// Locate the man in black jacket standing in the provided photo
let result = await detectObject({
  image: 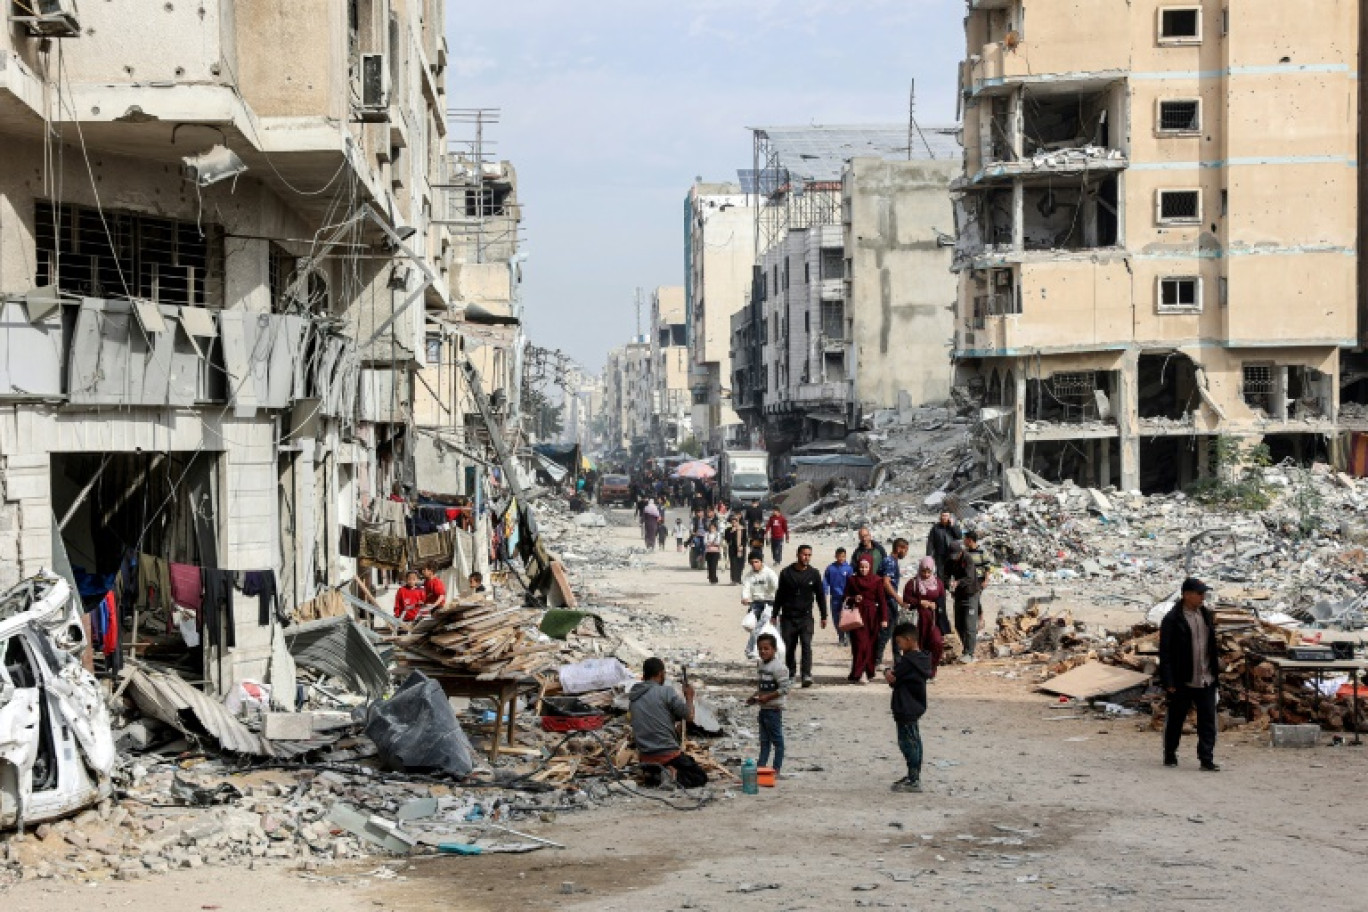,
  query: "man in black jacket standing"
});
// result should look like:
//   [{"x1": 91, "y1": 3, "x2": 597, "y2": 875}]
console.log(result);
[
  {"x1": 925, "y1": 511, "x2": 962, "y2": 583},
  {"x1": 1159, "y1": 578, "x2": 1221, "y2": 771},
  {"x1": 774, "y1": 544, "x2": 827, "y2": 688}
]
